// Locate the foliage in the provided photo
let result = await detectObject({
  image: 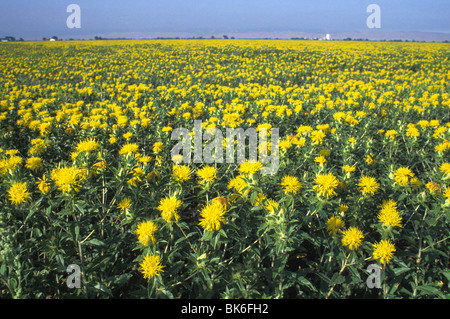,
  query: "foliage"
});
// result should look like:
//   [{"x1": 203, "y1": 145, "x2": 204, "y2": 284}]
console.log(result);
[{"x1": 0, "y1": 40, "x2": 449, "y2": 299}]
